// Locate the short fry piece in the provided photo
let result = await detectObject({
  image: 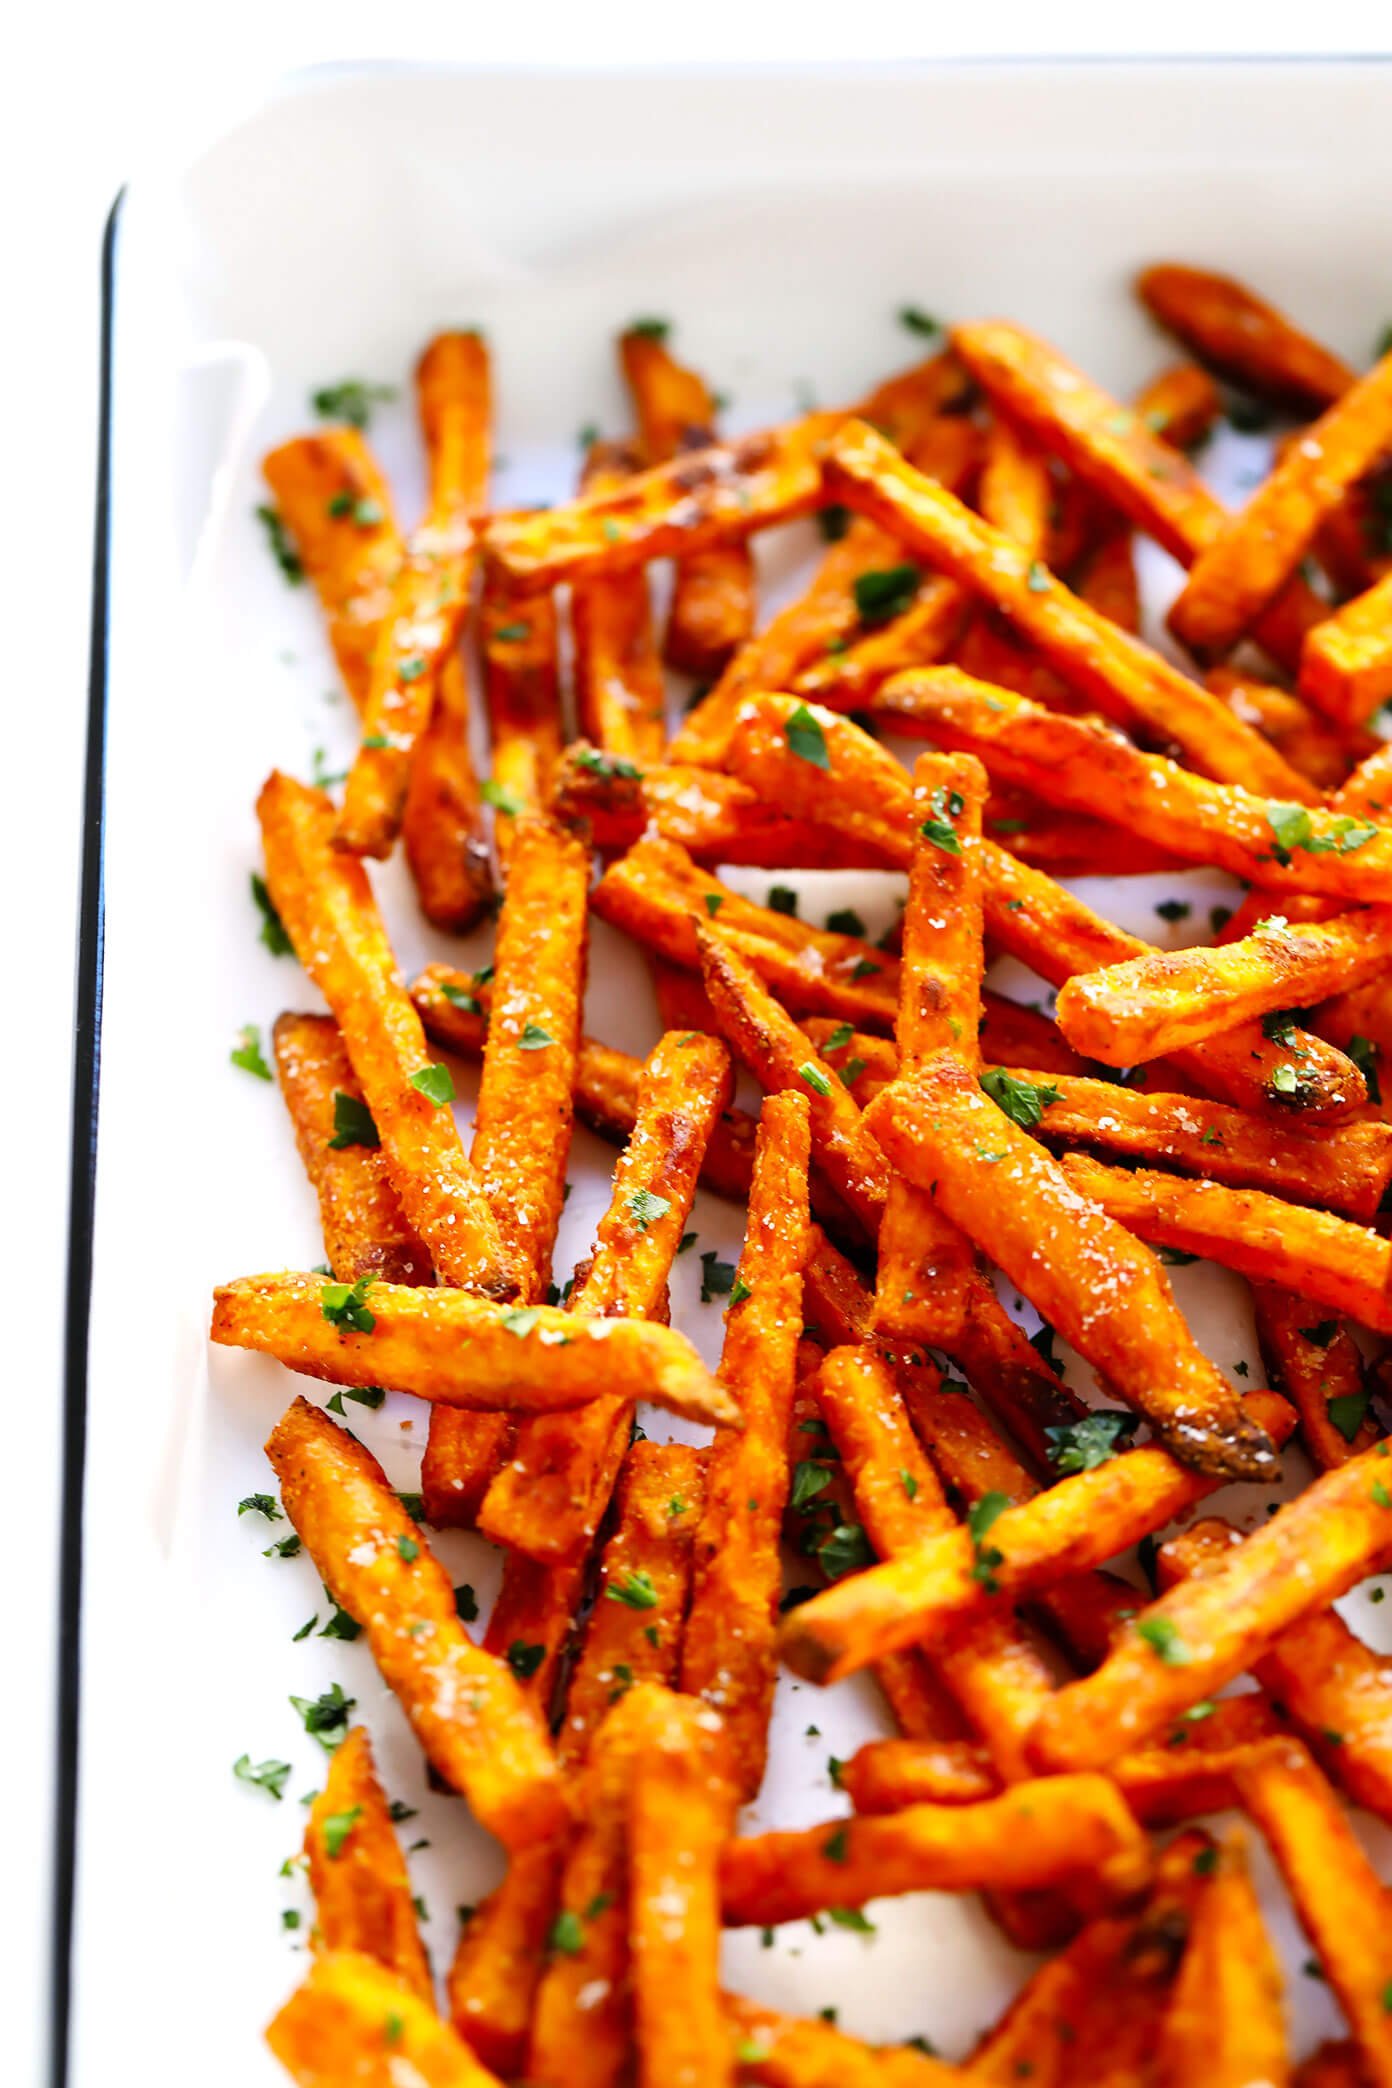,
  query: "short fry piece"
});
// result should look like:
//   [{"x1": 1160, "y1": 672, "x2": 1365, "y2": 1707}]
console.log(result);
[
  {"x1": 722, "y1": 1994, "x2": 959, "y2": 2086},
  {"x1": 447, "y1": 1841, "x2": 568, "y2": 2076},
  {"x1": 268, "y1": 1949, "x2": 503, "y2": 2088},
  {"x1": 215, "y1": 1274, "x2": 737, "y2": 1426},
  {"x1": 1136, "y1": 262, "x2": 1354, "y2": 413},
  {"x1": 402, "y1": 650, "x2": 496, "y2": 932},
  {"x1": 682, "y1": 1091, "x2": 811, "y2": 1797},
  {"x1": 1302, "y1": 569, "x2": 1392, "y2": 725},
  {"x1": 571, "y1": 438, "x2": 668, "y2": 761},
  {"x1": 862, "y1": 1053, "x2": 1278, "y2": 1478},
  {"x1": 305, "y1": 1726, "x2": 433, "y2": 2005},
  {"x1": 262, "y1": 431, "x2": 402, "y2": 710},
  {"x1": 719, "y1": 1776, "x2": 1151, "y2": 1927},
  {"x1": 258, "y1": 770, "x2": 516, "y2": 1297},
  {"x1": 1254, "y1": 1286, "x2": 1380, "y2": 1469},
  {"x1": 265, "y1": 1398, "x2": 563, "y2": 1847},
  {"x1": 1156, "y1": 1832, "x2": 1289, "y2": 2088}
]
